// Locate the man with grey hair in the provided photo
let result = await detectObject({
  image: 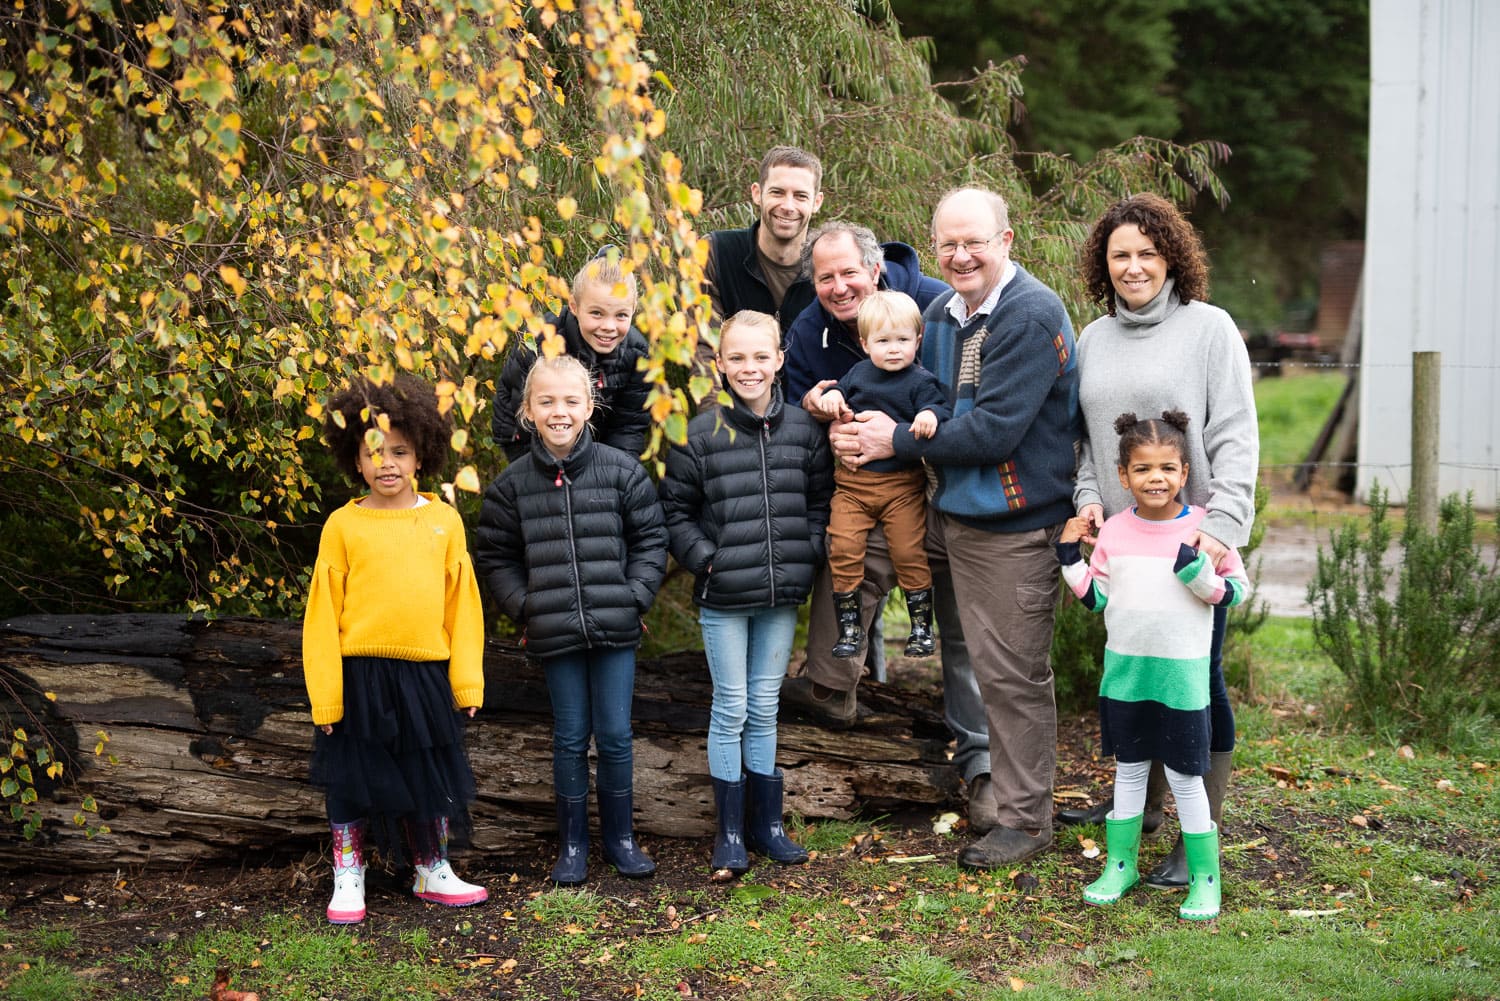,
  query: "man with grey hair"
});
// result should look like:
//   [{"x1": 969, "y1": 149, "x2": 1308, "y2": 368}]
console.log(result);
[
  {"x1": 829, "y1": 188, "x2": 1081, "y2": 869},
  {"x1": 778, "y1": 221, "x2": 997, "y2": 828}
]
